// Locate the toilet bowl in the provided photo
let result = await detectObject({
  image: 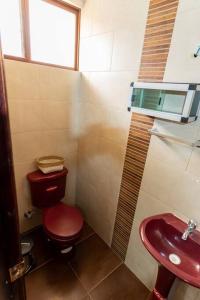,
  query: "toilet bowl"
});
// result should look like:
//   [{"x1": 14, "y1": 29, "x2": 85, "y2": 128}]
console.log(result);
[{"x1": 27, "y1": 167, "x2": 84, "y2": 251}]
